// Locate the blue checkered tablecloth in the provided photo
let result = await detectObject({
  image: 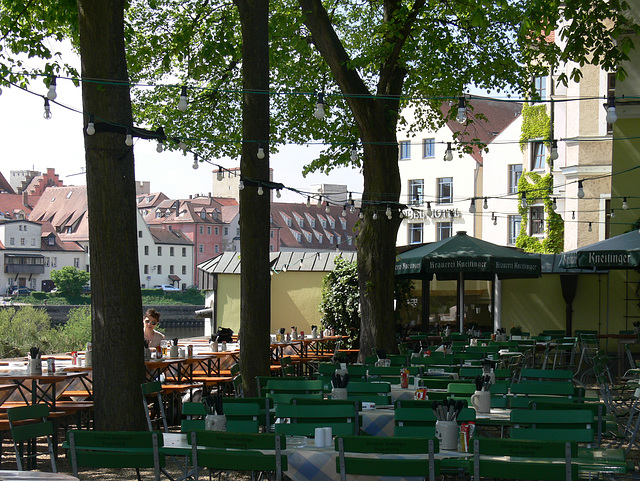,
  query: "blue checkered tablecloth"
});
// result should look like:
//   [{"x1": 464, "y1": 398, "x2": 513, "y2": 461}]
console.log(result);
[{"x1": 360, "y1": 409, "x2": 395, "y2": 437}]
